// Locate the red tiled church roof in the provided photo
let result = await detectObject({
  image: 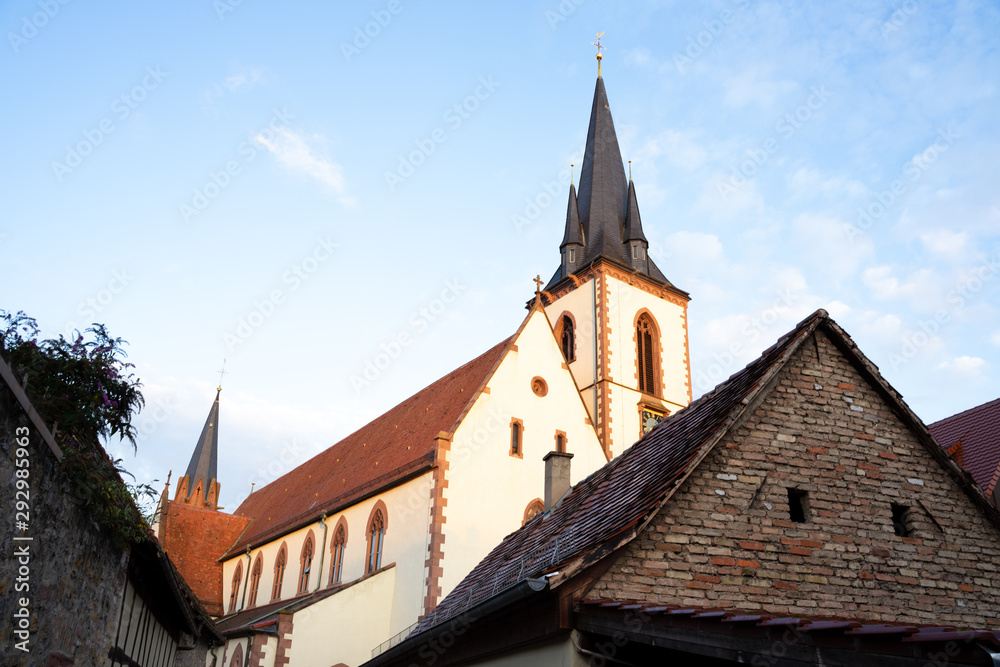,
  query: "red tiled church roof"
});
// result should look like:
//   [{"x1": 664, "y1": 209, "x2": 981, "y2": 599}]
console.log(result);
[
  {"x1": 223, "y1": 337, "x2": 512, "y2": 558},
  {"x1": 929, "y1": 397, "x2": 1000, "y2": 498}
]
